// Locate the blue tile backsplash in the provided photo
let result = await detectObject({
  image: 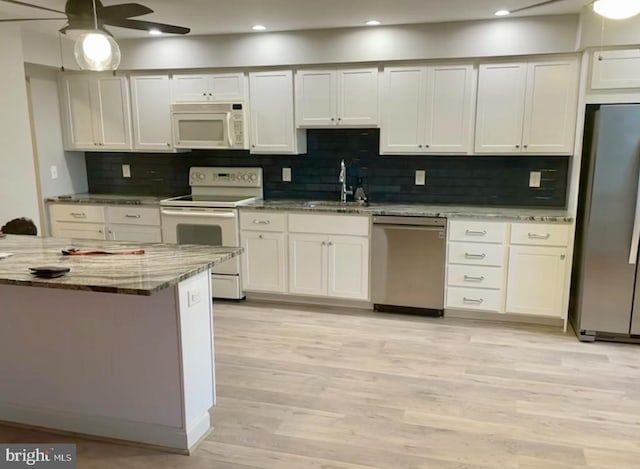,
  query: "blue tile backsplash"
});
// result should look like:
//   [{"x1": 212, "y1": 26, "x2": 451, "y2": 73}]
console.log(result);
[{"x1": 86, "y1": 129, "x2": 569, "y2": 207}]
